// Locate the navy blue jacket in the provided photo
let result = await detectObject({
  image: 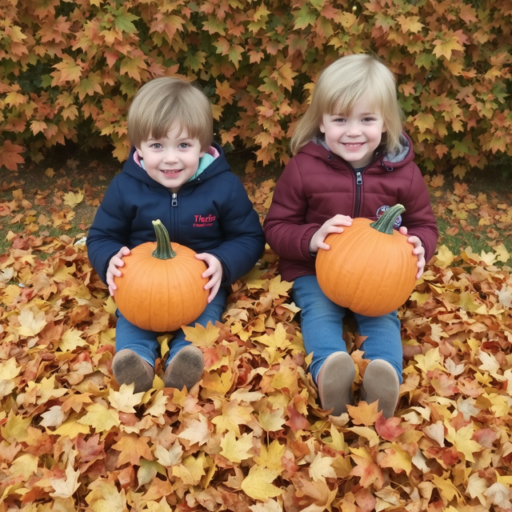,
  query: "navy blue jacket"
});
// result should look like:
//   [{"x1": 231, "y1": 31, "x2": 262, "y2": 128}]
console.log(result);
[{"x1": 87, "y1": 143, "x2": 264, "y2": 286}]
